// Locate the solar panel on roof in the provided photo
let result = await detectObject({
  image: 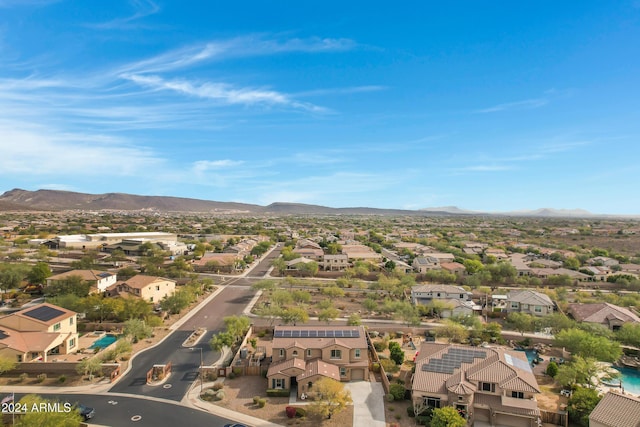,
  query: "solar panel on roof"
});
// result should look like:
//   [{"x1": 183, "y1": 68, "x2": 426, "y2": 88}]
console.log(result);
[
  {"x1": 23, "y1": 305, "x2": 65, "y2": 322},
  {"x1": 98, "y1": 272, "x2": 111, "y2": 278},
  {"x1": 274, "y1": 329, "x2": 361, "y2": 339}
]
